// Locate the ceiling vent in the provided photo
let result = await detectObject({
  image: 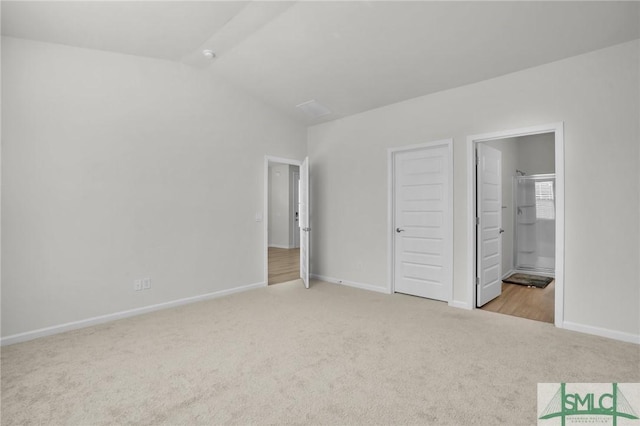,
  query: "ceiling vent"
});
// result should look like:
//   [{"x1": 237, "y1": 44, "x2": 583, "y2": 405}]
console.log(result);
[{"x1": 296, "y1": 99, "x2": 331, "y2": 119}]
